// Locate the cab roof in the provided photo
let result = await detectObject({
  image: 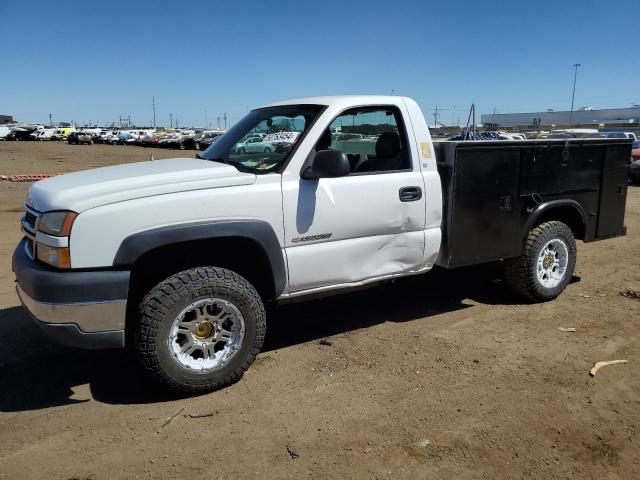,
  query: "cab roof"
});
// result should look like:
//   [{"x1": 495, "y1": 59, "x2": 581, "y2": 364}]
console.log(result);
[{"x1": 261, "y1": 95, "x2": 413, "y2": 109}]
